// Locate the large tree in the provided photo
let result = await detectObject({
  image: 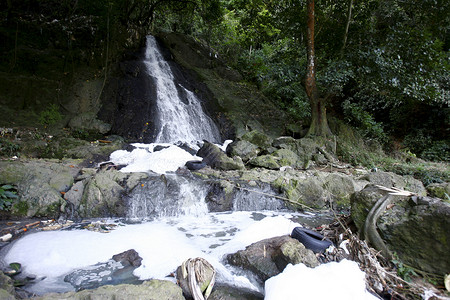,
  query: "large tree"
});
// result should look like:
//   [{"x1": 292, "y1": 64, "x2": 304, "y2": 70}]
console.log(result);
[{"x1": 305, "y1": 0, "x2": 332, "y2": 137}]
